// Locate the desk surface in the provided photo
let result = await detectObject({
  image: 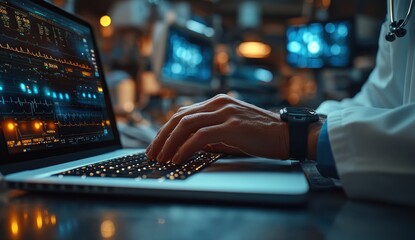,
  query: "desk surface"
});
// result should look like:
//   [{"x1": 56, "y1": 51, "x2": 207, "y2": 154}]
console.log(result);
[{"x1": 0, "y1": 188, "x2": 414, "y2": 240}]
